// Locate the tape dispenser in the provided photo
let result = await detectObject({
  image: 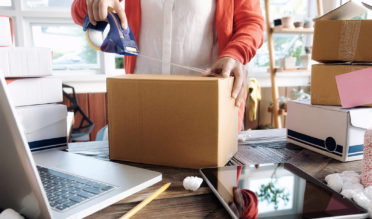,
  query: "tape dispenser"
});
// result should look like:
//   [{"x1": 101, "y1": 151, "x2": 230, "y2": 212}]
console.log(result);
[{"x1": 83, "y1": 11, "x2": 139, "y2": 56}]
